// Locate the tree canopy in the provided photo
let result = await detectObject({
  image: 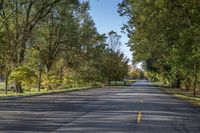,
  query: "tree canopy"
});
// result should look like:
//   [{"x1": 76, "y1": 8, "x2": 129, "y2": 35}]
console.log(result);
[
  {"x1": 118, "y1": 0, "x2": 200, "y2": 96},
  {"x1": 0, "y1": 0, "x2": 130, "y2": 94}
]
